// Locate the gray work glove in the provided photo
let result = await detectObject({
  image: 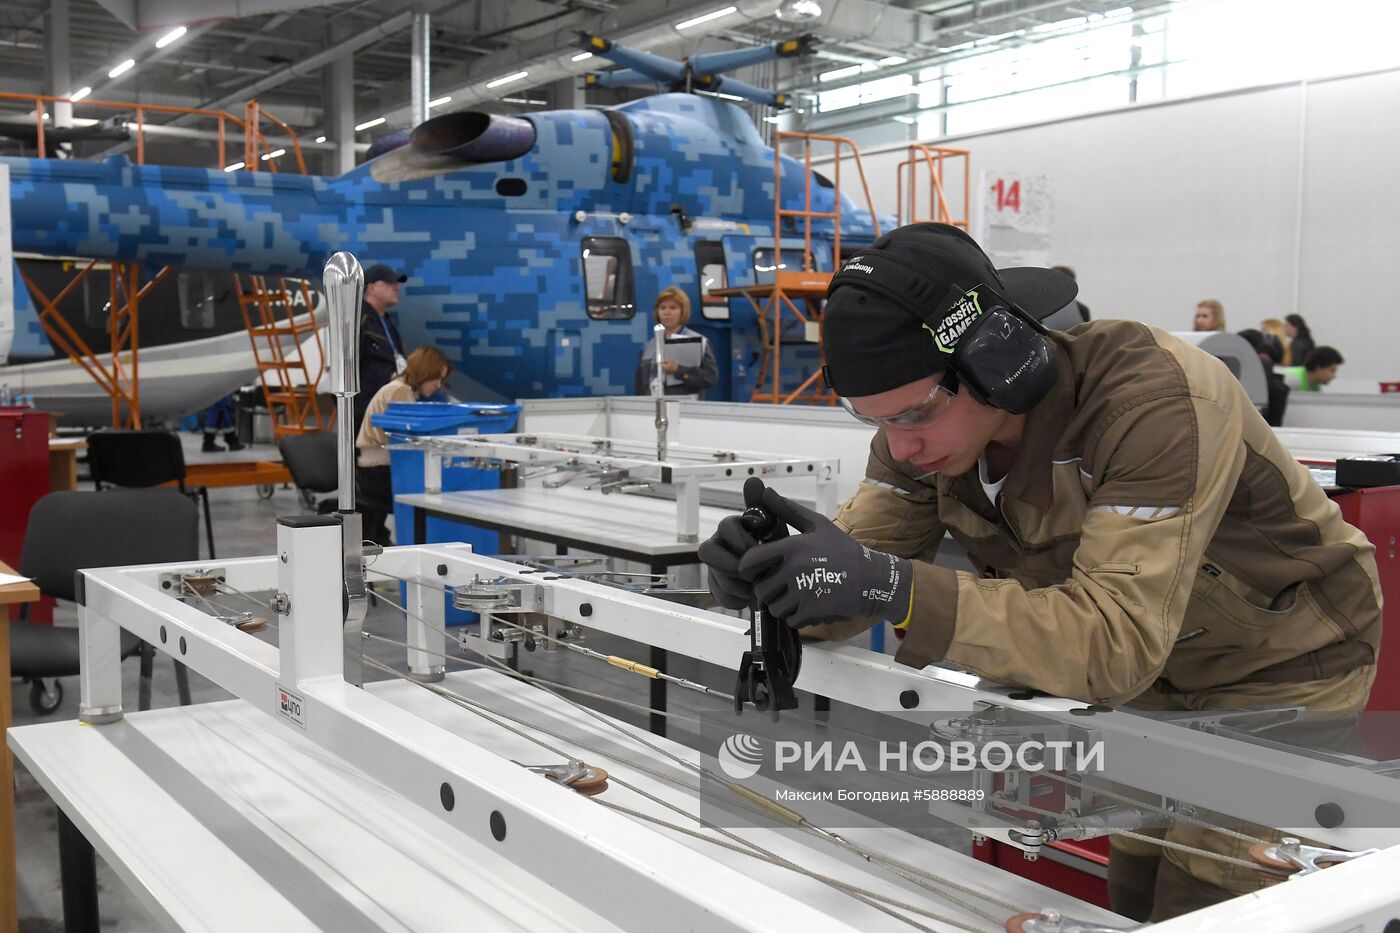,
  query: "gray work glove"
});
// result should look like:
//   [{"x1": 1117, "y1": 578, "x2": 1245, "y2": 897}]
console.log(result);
[
  {"x1": 737, "y1": 486, "x2": 913, "y2": 629},
  {"x1": 697, "y1": 478, "x2": 787, "y2": 609}
]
